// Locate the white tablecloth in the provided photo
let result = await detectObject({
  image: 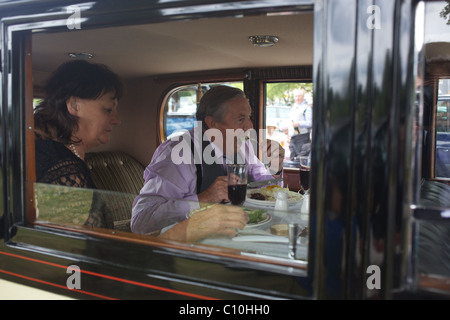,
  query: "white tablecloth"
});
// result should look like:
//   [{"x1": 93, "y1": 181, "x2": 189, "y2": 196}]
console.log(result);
[{"x1": 199, "y1": 200, "x2": 309, "y2": 261}]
